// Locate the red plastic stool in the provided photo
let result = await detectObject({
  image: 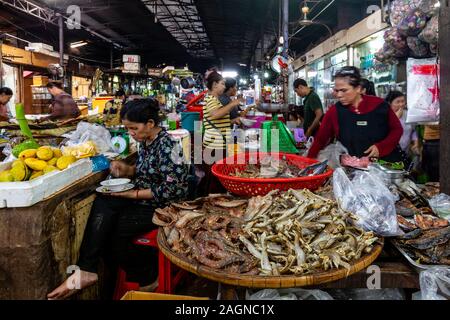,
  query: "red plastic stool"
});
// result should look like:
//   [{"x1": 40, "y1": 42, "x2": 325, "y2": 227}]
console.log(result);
[{"x1": 112, "y1": 229, "x2": 187, "y2": 300}]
